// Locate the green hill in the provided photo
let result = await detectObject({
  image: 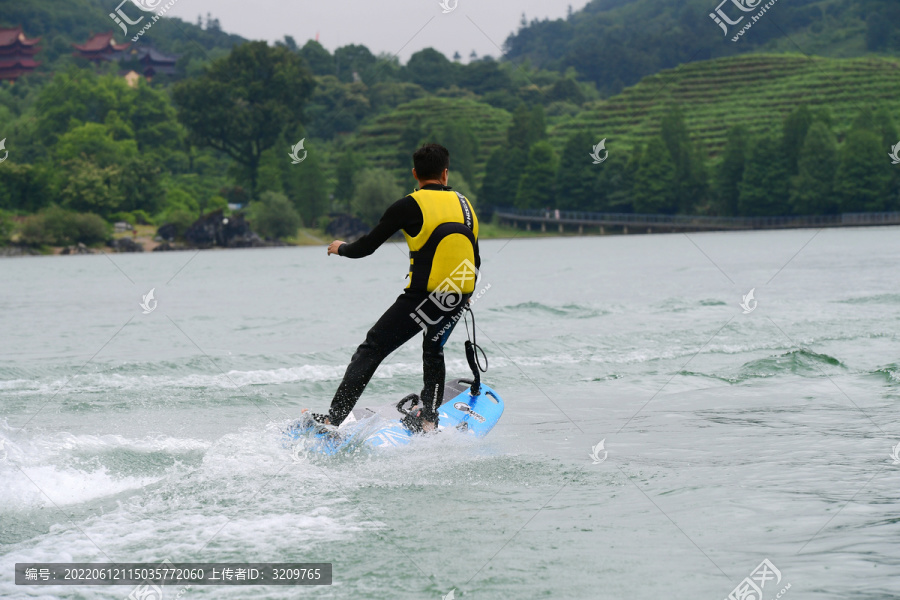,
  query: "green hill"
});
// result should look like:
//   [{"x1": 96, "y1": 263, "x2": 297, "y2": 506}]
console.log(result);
[
  {"x1": 552, "y1": 53, "x2": 900, "y2": 158},
  {"x1": 351, "y1": 95, "x2": 513, "y2": 188},
  {"x1": 2, "y1": 0, "x2": 898, "y2": 240},
  {"x1": 506, "y1": 0, "x2": 900, "y2": 95}
]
